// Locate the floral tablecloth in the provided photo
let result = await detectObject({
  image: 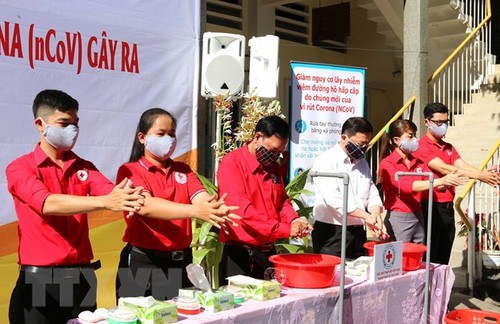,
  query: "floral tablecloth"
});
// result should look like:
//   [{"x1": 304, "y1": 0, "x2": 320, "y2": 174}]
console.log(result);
[
  {"x1": 68, "y1": 264, "x2": 454, "y2": 324},
  {"x1": 180, "y1": 263, "x2": 454, "y2": 324}
]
